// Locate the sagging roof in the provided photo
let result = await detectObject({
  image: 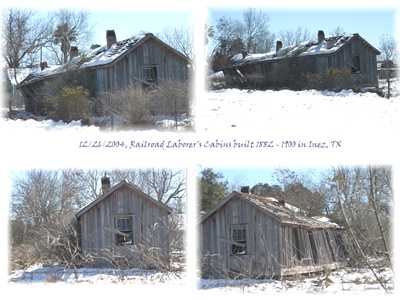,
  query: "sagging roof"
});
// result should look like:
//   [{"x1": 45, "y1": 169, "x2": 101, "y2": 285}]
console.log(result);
[
  {"x1": 229, "y1": 33, "x2": 381, "y2": 67},
  {"x1": 19, "y1": 33, "x2": 190, "y2": 87},
  {"x1": 201, "y1": 191, "x2": 342, "y2": 230},
  {"x1": 76, "y1": 180, "x2": 172, "y2": 218}
]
